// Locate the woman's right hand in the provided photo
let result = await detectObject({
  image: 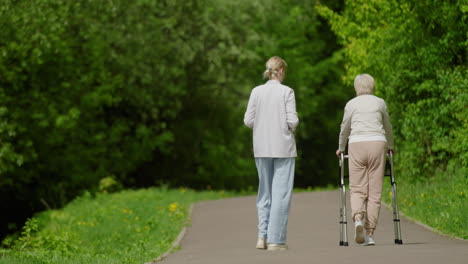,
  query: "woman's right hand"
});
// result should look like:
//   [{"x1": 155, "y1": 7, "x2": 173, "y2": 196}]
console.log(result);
[{"x1": 336, "y1": 149, "x2": 341, "y2": 158}]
